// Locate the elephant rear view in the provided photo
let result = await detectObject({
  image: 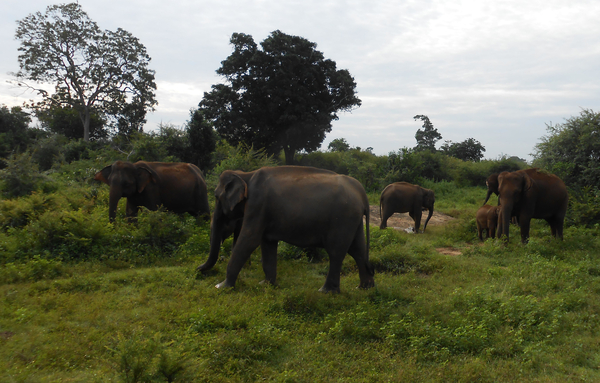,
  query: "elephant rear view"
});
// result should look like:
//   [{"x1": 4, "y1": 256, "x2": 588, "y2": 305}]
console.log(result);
[
  {"x1": 94, "y1": 161, "x2": 210, "y2": 221},
  {"x1": 379, "y1": 182, "x2": 435, "y2": 233},
  {"x1": 197, "y1": 166, "x2": 374, "y2": 293}
]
